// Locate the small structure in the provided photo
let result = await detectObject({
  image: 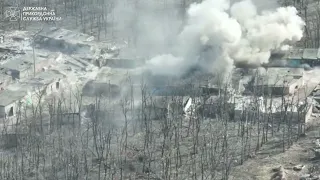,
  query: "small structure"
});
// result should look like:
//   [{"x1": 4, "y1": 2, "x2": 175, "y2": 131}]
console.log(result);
[
  {"x1": 201, "y1": 95, "x2": 234, "y2": 119},
  {"x1": 35, "y1": 27, "x2": 93, "y2": 55},
  {"x1": 303, "y1": 48, "x2": 318, "y2": 60},
  {"x1": 254, "y1": 76, "x2": 302, "y2": 96},
  {"x1": 82, "y1": 80, "x2": 120, "y2": 97},
  {"x1": 200, "y1": 85, "x2": 222, "y2": 96},
  {"x1": 0, "y1": 70, "x2": 66, "y2": 117},
  {"x1": 0, "y1": 89, "x2": 27, "y2": 118},
  {"x1": 233, "y1": 96, "x2": 312, "y2": 123},
  {"x1": 2, "y1": 53, "x2": 51, "y2": 79},
  {"x1": 145, "y1": 96, "x2": 190, "y2": 120},
  {"x1": 0, "y1": 72, "x2": 12, "y2": 91},
  {"x1": 285, "y1": 48, "x2": 304, "y2": 67},
  {"x1": 312, "y1": 85, "x2": 320, "y2": 112},
  {"x1": 283, "y1": 48, "x2": 320, "y2": 67},
  {"x1": 98, "y1": 58, "x2": 146, "y2": 68},
  {"x1": 150, "y1": 85, "x2": 197, "y2": 96},
  {"x1": 232, "y1": 96, "x2": 265, "y2": 120},
  {"x1": 23, "y1": 70, "x2": 65, "y2": 96},
  {"x1": 252, "y1": 68, "x2": 304, "y2": 96},
  {"x1": 302, "y1": 48, "x2": 320, "y2": 66}
]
